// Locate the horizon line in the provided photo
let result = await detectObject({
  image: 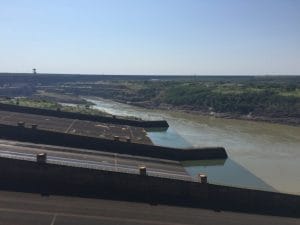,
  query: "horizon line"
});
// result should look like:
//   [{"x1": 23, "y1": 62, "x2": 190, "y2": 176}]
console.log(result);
[{"x1": 0, "y1": 72, "x2": 299, "y2": 77}]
